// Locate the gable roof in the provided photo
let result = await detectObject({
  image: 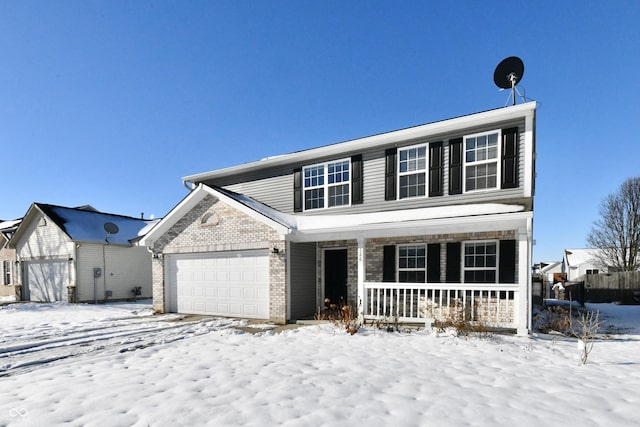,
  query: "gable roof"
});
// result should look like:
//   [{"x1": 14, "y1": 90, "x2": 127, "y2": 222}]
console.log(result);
[
  {"x1": 139, "y1": 184, "x2": 292, "y2": 247},
  {"x1": 183, "y1": 101, "x2": 537, "y2": 186},
  {"x1": 10, "y1": 203, "x2": 155, "y2": 247}
]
